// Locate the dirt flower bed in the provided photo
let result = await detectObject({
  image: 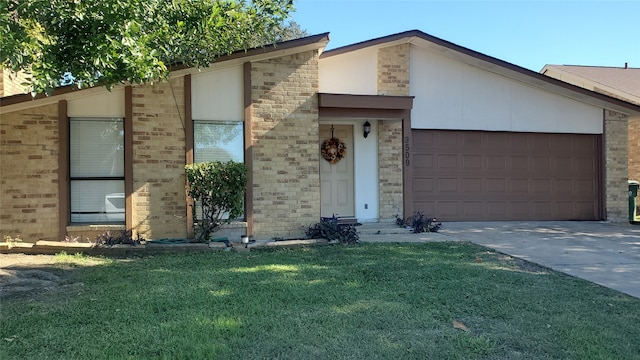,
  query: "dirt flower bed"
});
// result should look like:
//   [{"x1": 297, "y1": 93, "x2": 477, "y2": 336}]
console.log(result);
[{"x1": 0, "y1": 254, "x2": 103, "y2": 300}]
